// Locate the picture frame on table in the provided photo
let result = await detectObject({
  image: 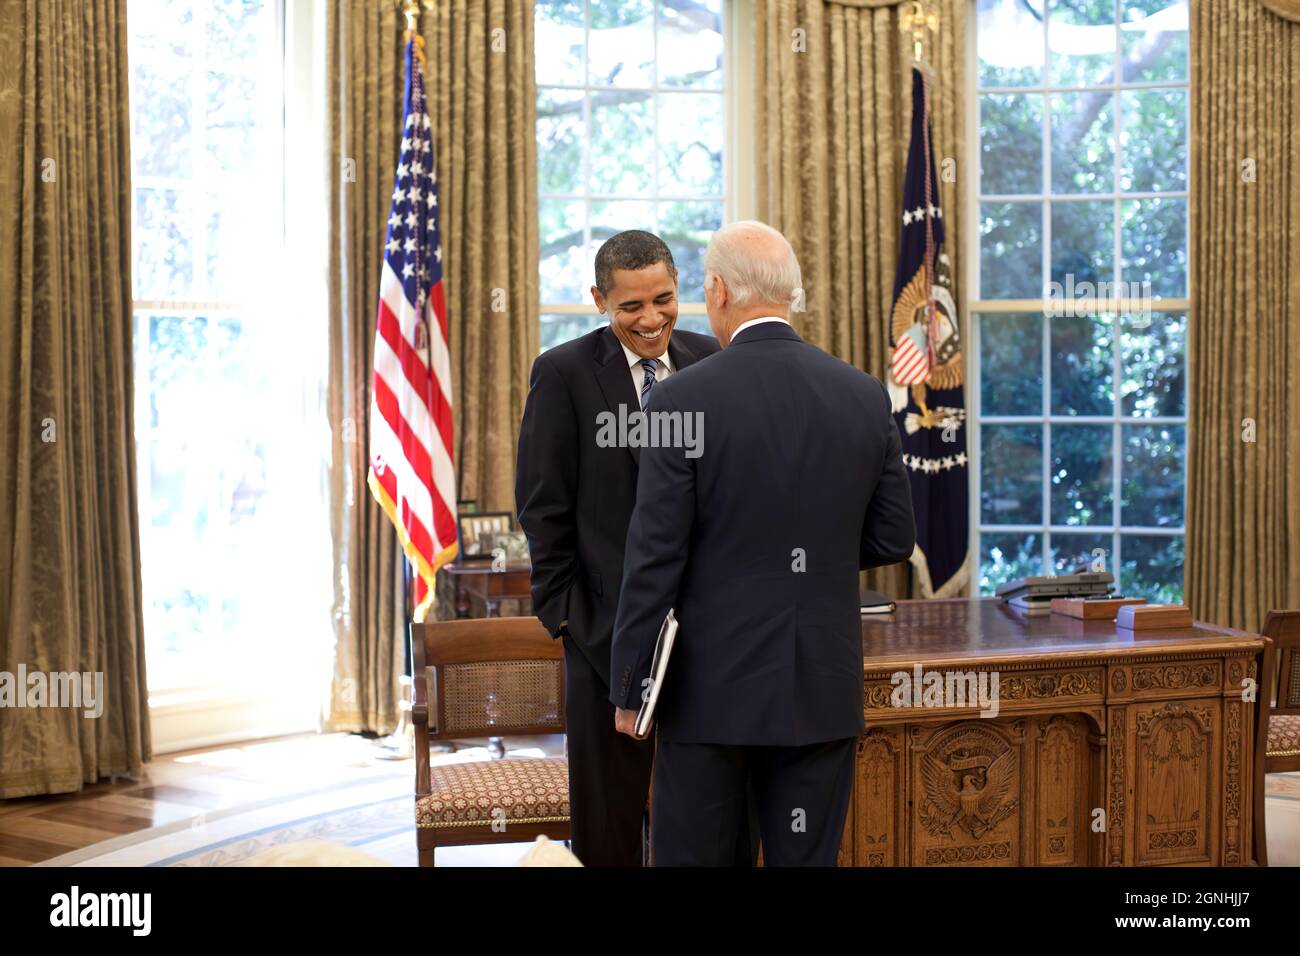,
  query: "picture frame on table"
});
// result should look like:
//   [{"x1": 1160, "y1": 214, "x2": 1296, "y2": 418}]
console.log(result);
[{"x1": 456, "y1": 511, "x2": 515, "y2": 561}]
